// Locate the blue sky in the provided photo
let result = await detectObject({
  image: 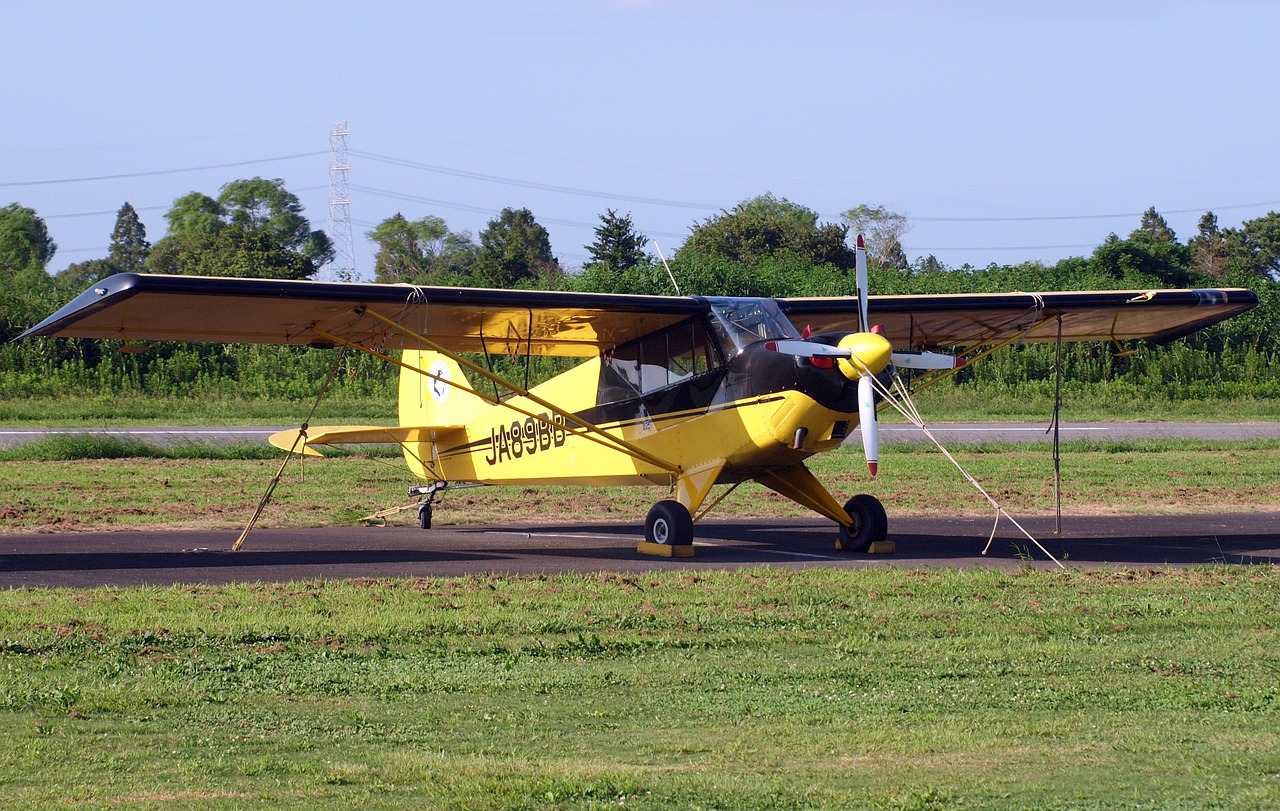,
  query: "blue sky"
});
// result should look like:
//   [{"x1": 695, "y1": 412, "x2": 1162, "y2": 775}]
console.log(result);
[{"x1": 6, "y1": 0, "x2": 1278, "y2": 280}]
